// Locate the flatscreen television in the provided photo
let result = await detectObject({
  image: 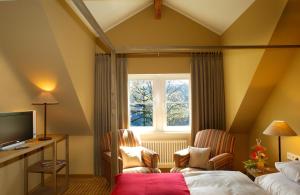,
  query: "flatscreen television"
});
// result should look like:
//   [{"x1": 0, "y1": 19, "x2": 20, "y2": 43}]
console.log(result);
[{"x1": 0, "y1": 111, "x2": 36, "y2": 150}]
